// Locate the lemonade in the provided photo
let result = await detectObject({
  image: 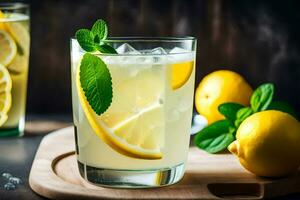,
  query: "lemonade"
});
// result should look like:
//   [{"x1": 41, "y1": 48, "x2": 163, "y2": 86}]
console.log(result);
[
  {"x1": 0, "y1": 4, "x2": 29, "y2": 136},
  {"x1": 71, "y1": 37, "x2": 196, "y2": 187}
]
